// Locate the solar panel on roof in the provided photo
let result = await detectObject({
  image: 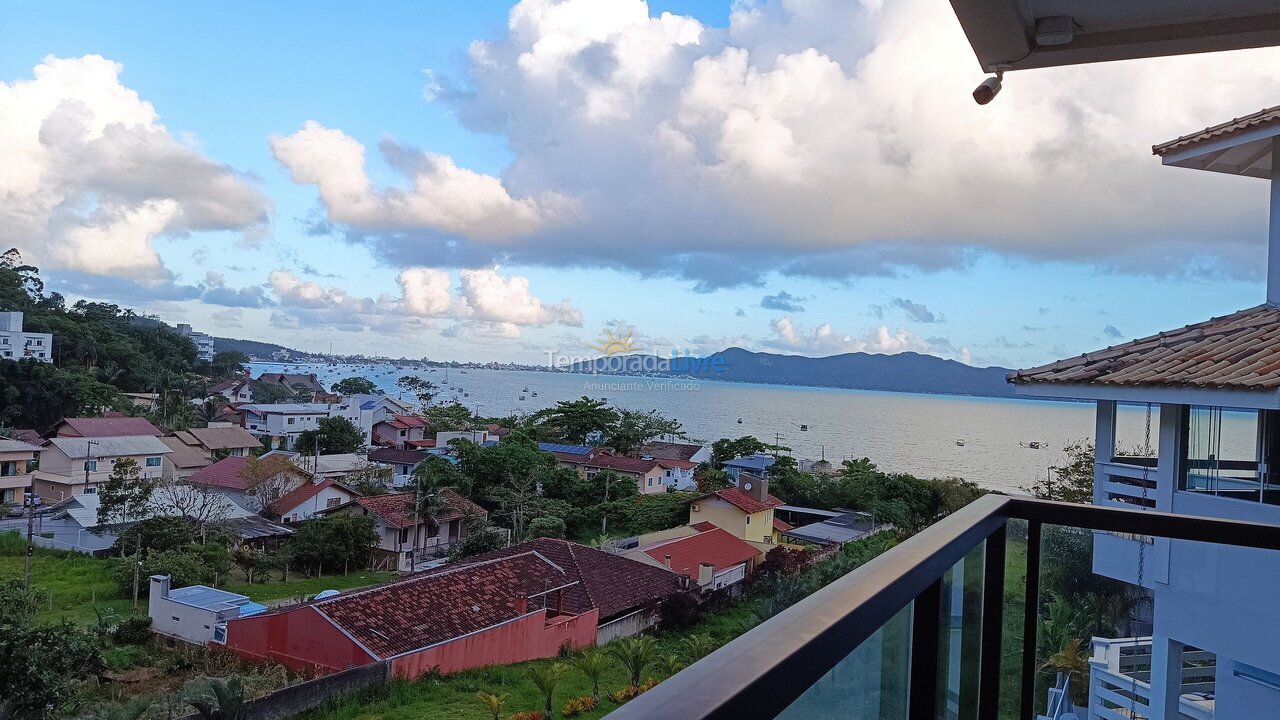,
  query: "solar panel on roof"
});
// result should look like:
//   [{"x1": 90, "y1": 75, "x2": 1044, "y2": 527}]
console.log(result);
[{"x1": 537, "y1": 443, "x2": 594, "y2": 454}]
